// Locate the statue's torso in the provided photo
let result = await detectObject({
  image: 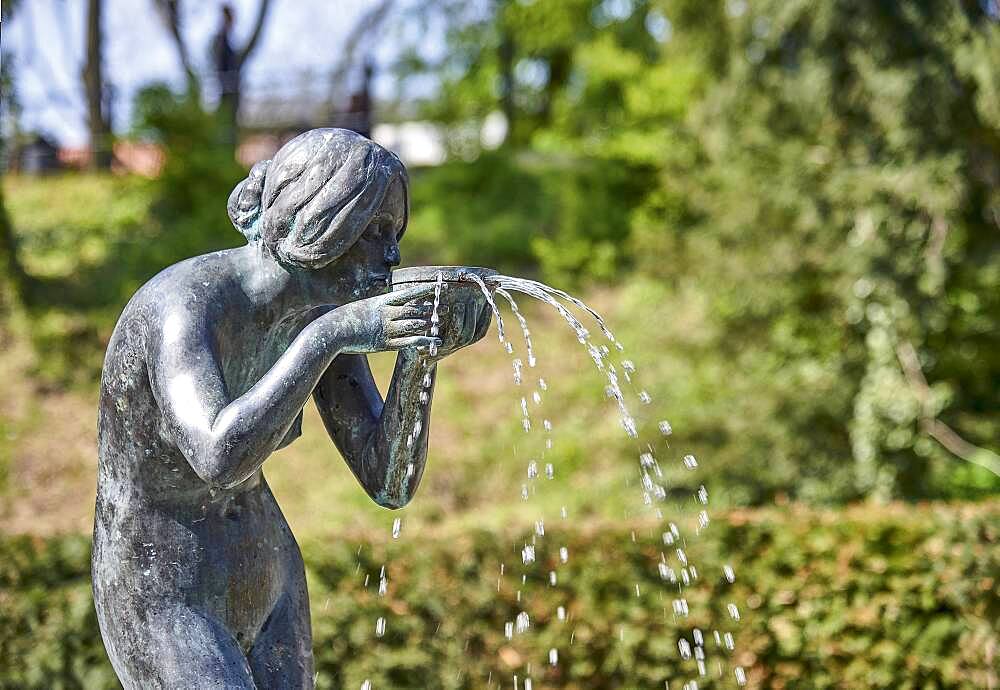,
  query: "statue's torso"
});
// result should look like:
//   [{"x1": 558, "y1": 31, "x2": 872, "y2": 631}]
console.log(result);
[{"x1": 93, "y1": 251, "x2": 308, "y2": 646}]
